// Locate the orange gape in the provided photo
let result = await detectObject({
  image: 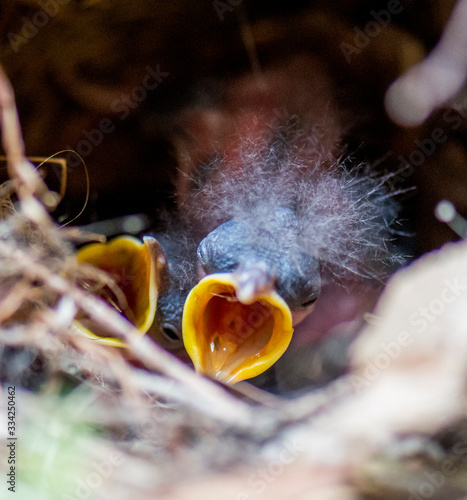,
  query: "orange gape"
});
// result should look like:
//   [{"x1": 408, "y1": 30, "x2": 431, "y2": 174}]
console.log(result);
[
  {"x1": 183, "y1": 273, "x2": 293, "y2": 384},
  {"x1": 74, "y1": 236, "x2": 165, "y2": 346}
]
